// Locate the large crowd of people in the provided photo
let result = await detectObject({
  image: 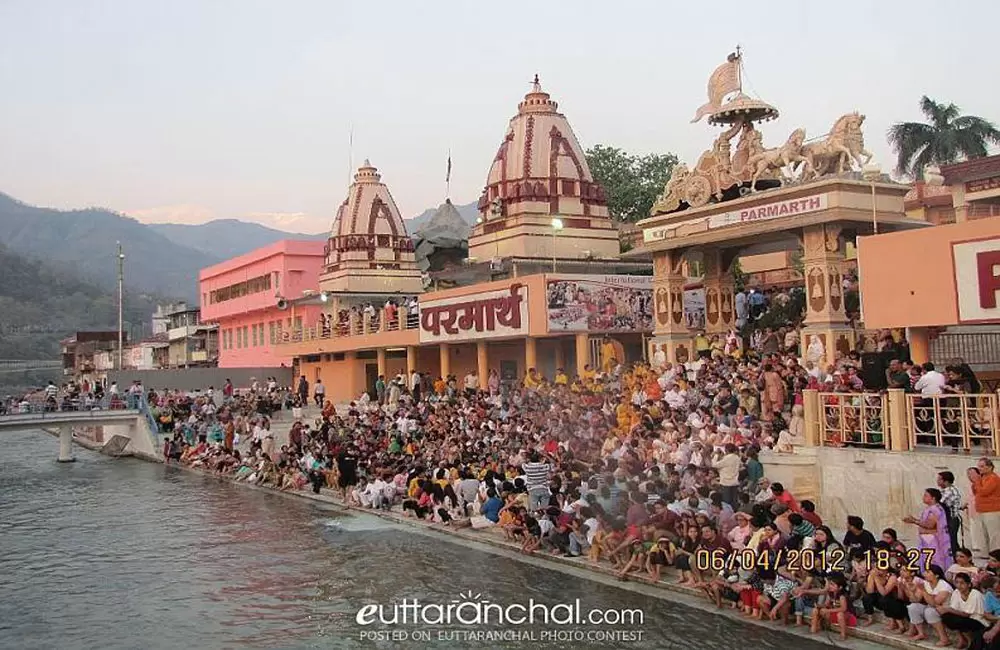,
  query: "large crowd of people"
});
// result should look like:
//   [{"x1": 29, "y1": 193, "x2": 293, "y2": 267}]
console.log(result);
[
  {"x1": 5, "y1": 298, "x2": 993, "y2": 648},
  {"x1": 145, "y1": 327, "x2": 1000, "y2": 648}
]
